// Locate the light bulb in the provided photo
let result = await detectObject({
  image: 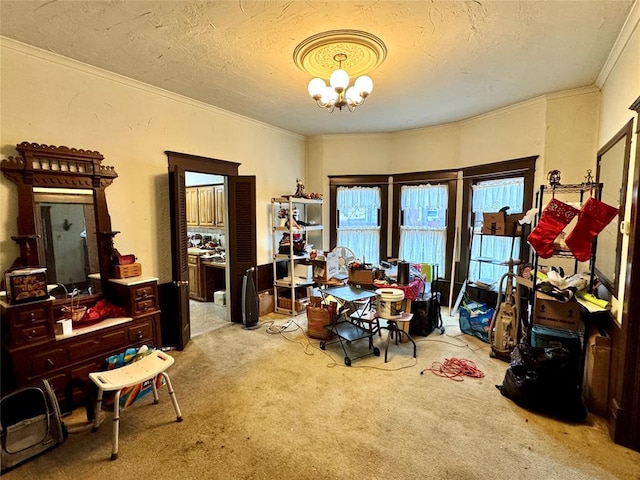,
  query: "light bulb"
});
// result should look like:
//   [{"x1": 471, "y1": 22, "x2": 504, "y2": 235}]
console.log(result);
[
  {"x1": 345, "y1": 86, "x2": 363, "y2": 105},
  {"x1": 321, "y1": 86, "x2": 338, "y2": 106},
  {"x1": 355, "y1": 75, "x2": 373, "y2": 96},
  {"x1": 307, "y1": 78, "x2": 326, "y2": 99},
  {"x1": 329, "y1": 69, "x2": 349, "y2": 92}
]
